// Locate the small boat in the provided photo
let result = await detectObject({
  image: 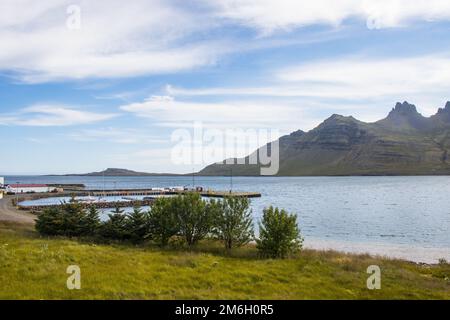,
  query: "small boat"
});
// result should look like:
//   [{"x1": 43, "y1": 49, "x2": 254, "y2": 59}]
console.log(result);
[{"x1": 78, "y1": 196, "x2": 97, "y2": 203}]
